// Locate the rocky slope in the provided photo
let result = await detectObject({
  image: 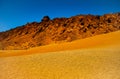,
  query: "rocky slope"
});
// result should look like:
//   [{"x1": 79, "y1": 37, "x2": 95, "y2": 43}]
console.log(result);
[{"x1": 0, "y1": 13, "x2": 120, "y2": 50}]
